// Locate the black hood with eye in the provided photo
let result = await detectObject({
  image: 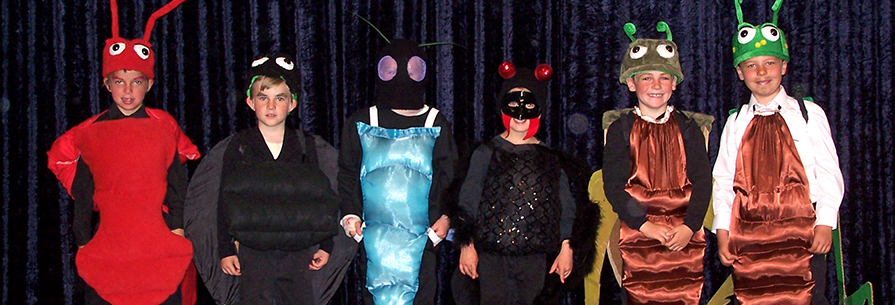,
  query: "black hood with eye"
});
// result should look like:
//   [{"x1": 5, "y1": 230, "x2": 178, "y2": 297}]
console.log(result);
[
  {"x1": 245, "y1": 52, "x2": 302, "y2": 98},
  {"x1": 497, "y1": 67, "x2": 547, "y2": 118},
  {"x1": 375, "y1": 39, "x2": 429, "y2": 110}
]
